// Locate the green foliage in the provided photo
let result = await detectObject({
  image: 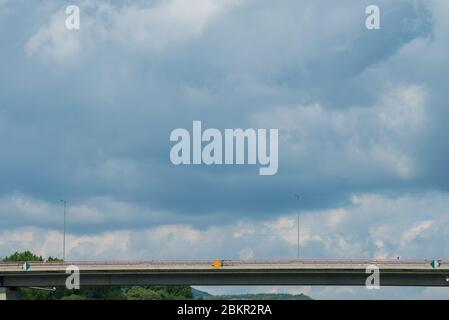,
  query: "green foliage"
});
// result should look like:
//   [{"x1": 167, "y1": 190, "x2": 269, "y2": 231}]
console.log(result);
[
  {"x1": 125, "y1": 286, "x2": 164, "y2": 300},
  {"x1": 18, "y1": 286, "x2": 126, "y2": 300},
  {"x1": 76, "y1": 287, "x2": 126, "y2": 300},
  {"x1": 2, "y1": 251, "x2": 194, "y2": 300},
  {"x1": 3, "y1": 251, "x2": 43, "y2": 262},
  {"x1": 47, "y1": 256, "x2": 63, "y2": 262},
  {"x1": 61, "y1": 294, "x2": 87, "y2": 300},
  {"x1": 125, "y1": 285, "x2": 194, "y2": 300},
  {"x1": 19, "y1": 288, "x2": 55, "y2": 300},
  {"x1": 151, "y1": 285, "x2": 193, "y2": 299},
  {"x1": 17, "y1": 284, "x2": 193, "y2": 300}
]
